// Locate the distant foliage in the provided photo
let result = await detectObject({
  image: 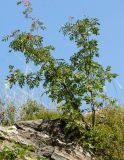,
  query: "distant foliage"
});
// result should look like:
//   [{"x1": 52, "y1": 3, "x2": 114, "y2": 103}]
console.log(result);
[
  {"x1": 19, "y1": 99, "x2": 61, "y2": 121},
  {"x1": 0, "y1": 98, "x2": 60, "y2": 126},
  {"x1": 0, "y1": 100, "x2": 16, "y2": 126}
]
